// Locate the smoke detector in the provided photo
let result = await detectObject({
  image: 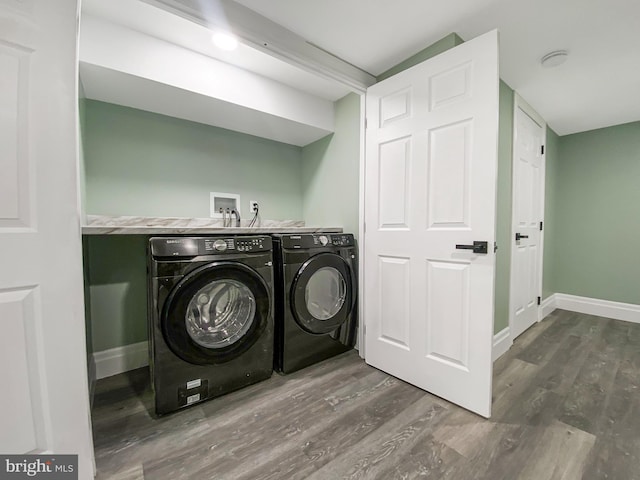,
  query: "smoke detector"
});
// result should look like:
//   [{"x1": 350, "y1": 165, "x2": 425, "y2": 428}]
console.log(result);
[{"x1": 541, "y1": 50, "x2": 569, "y2": 68}]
